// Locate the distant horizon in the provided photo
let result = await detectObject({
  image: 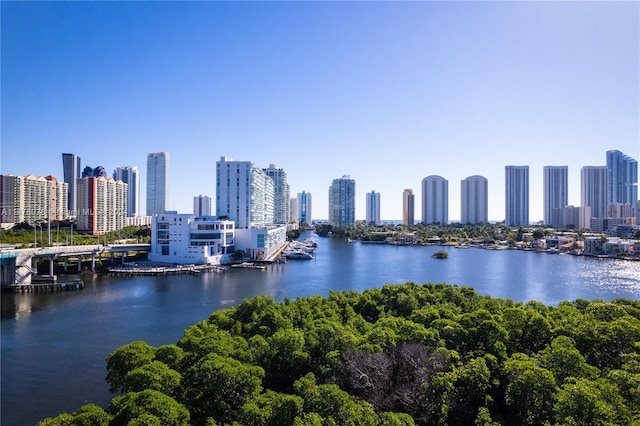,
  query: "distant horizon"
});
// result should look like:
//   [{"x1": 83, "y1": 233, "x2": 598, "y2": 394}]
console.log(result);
[{"x1": 2, "y1": 1, "x2": 638, "y2": 222}]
